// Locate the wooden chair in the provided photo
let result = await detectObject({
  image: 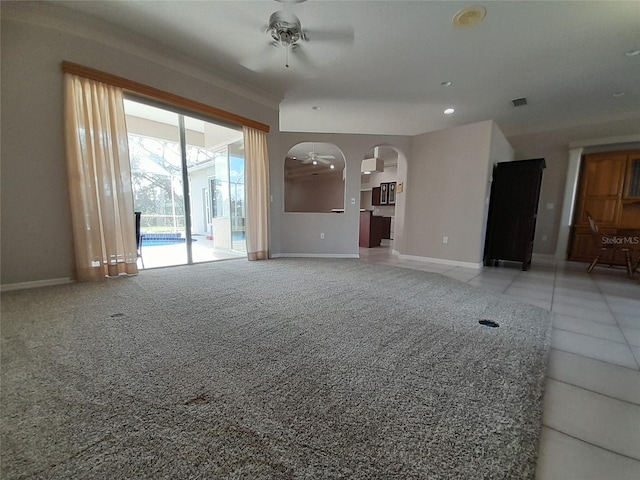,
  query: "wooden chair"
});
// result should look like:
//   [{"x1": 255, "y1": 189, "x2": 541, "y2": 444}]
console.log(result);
[
  {"x1": 586, "y1": 212, "x2": 632, "y2": 275},
  {"x1": 135, "y1": 211, "x2": 144, "y2": 269}
]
